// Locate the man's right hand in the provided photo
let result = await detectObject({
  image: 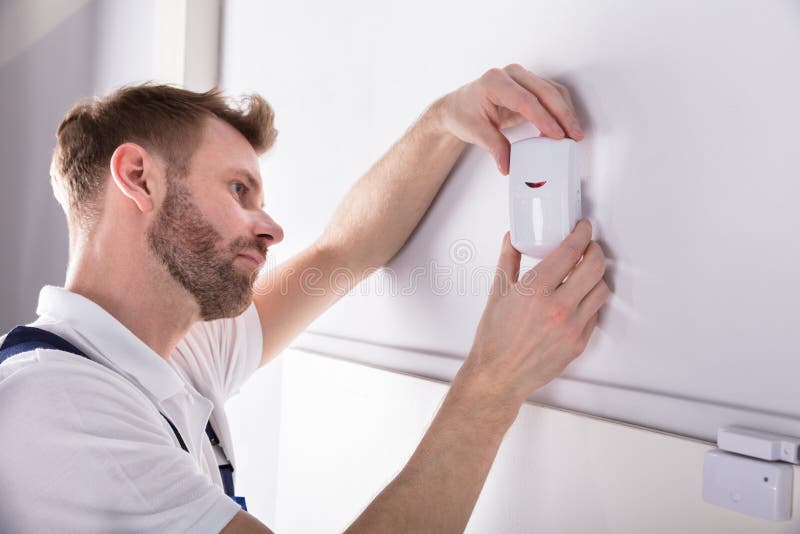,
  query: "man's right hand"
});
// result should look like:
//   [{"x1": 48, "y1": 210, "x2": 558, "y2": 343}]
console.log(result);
[{"x1": 457, "y1": 219, "x2": 611, "y2": 414}]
